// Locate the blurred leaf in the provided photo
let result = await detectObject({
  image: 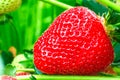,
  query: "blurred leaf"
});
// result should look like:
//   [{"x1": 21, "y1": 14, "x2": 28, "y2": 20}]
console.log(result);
[
  {"x1": 19, "y1": 60, "x2": 33, "y2": 68},
  {"x1": 23, "y1": 49, "x2": 33, "y2": 54},
  {"x1": 0, "y1": 15, "x2": 7, "y2": 24},
  {"x1": 109, "y1": 25, "x2": 120, "y2": 43},
  {"x1": 30, "y1": 75, "x2": 37, "y2": 80},
  {"x1": 76, "y1": 0, "x2": 83, "y2": 5},
  {"x1": 0, "y1": 15, "x2": 19, "y2": 51},
  {"x1": 18, "y1": 50, "x2": 34, "y2": 68},
  {"x1": 116, "y1": 0, "x2": 120, "y2": 6},
  {"x1": 107, "y1": 12, "x2": 120, "y2": 24},
  {"x1": 58, "y1": 0, "x2": 76, "y2": 6},
  {"x1": 24, "y1": 50, "x2": 33, "y2": 59},
  {"x1": 82, "y1": 0, "x2": 108, "y2": 15},
  {"x1": 10, "y1": 0, "x2": 38, "y2": 51},
  {"x1": 11, "y1": 54, "x2": 27, "y2": 69},
  {"x1": 4, "y1": 64, "x2": 16, "y2": 76},
  {"x1": 12, "y1": 53, "x2": 34, "y2": 69},
  {"x1": 112, "y1": 42, "x2": 120, "y2": 68},
  {"x1": 1, "y1": 51, "x2": 13, "y2": 65},
  {"x1": 113, "y1": 67, "x2": 120, "y2": 75},
  {"x1": 114, "y1": 42, "x2": 120, "y2": 62},
  {"x1": 53, "y1": 0, "x2": 76, "y2": 17},
  {"x1": 112, "y1": 62, "x2": 120, "y2": 67}
]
